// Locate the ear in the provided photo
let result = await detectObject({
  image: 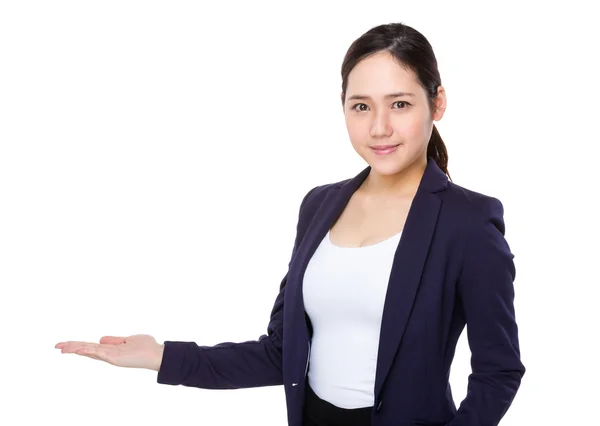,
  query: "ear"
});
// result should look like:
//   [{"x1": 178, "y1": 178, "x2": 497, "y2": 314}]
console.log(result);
[{"x1": 432, "y1": 86, "x2": 447, "y2": 121}]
